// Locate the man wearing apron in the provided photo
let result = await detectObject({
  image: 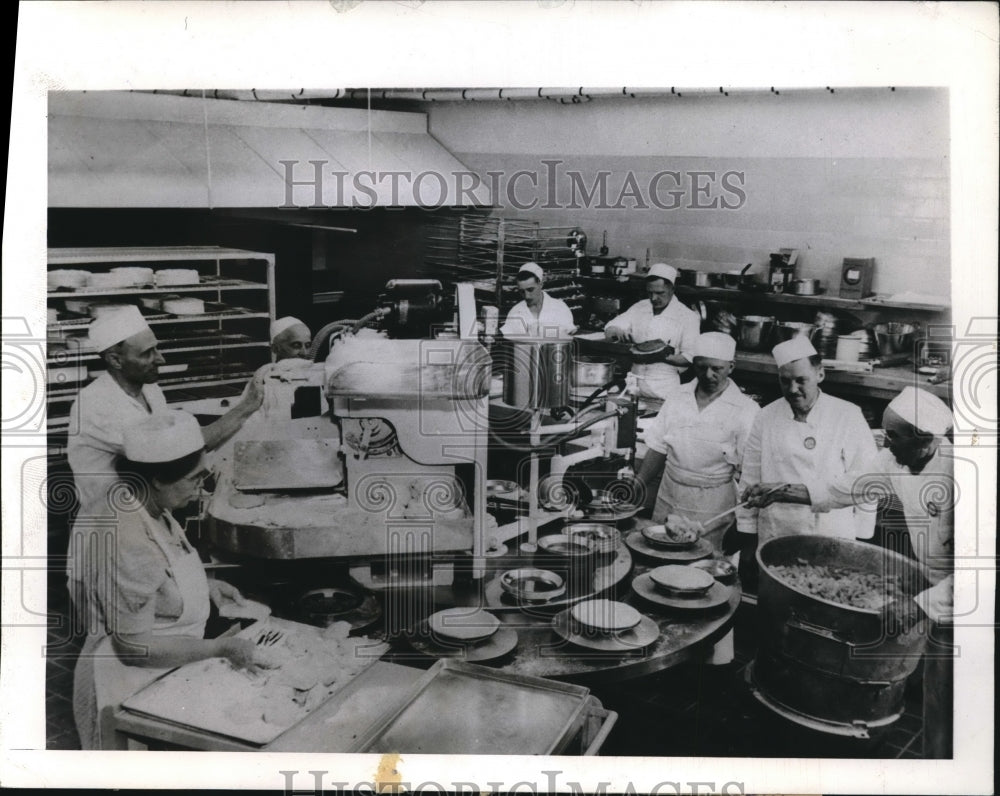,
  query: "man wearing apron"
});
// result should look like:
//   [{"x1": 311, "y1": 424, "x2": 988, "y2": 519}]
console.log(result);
[
  {"x1": 636, "y1": 332, "x2": 760, "y2": 550},
  {"x1": 745, "y1": 386, "x2": 955, "y2": 757},
  {"x1": 73, "y1": 411, "x2": 258, "y2": 749},
  {"x1": 635, "y1": 332, "x2": 760, "y2": 663},
  {"x1": 603, "y1": 263, "x2": 701, "y2": 400}
]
